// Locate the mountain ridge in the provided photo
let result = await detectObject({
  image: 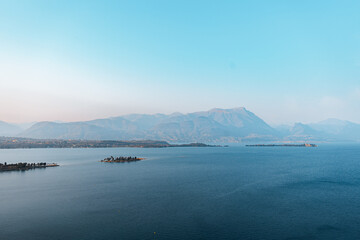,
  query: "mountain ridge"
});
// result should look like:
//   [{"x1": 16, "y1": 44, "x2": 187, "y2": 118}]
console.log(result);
[
  {"x1": 1, "y1": 108, "x2": 360, "y2": 143},
  {"x1": 16, "y1": 107, "x2": 275, "y2": 142}
]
